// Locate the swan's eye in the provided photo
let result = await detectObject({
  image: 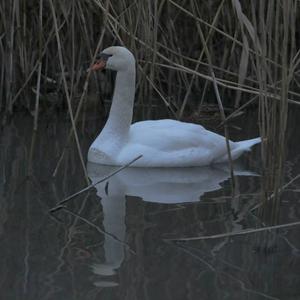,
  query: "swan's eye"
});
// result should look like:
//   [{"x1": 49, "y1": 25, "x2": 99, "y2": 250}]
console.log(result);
[{"x1": 96, "y1": 53, "x2": 113, "y2": 61}]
